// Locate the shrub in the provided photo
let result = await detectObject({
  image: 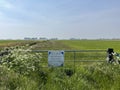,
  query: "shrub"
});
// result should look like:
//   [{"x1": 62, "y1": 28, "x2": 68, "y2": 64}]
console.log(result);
[{"x1": 1, "y1": 46, "x2": 42, "y2": 75}]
